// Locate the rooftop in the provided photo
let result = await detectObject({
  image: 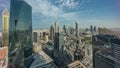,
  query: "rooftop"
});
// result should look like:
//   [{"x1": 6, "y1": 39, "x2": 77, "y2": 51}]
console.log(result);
[
  {"x1": 0, "y1": 47, "x2": 8, "y2": 60},
  {"x1": 0, "y1": 46, "x2": 8, "y2": 68},
  {"x1": 30, "y1": 51, "x2": 54, "y2": 68},
  {"x1": 68, "y1": 60, "x2": 86, "y2": 68},
  {"x1": 2, "y1": 8, "x2": 9, "y2": 16}
]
